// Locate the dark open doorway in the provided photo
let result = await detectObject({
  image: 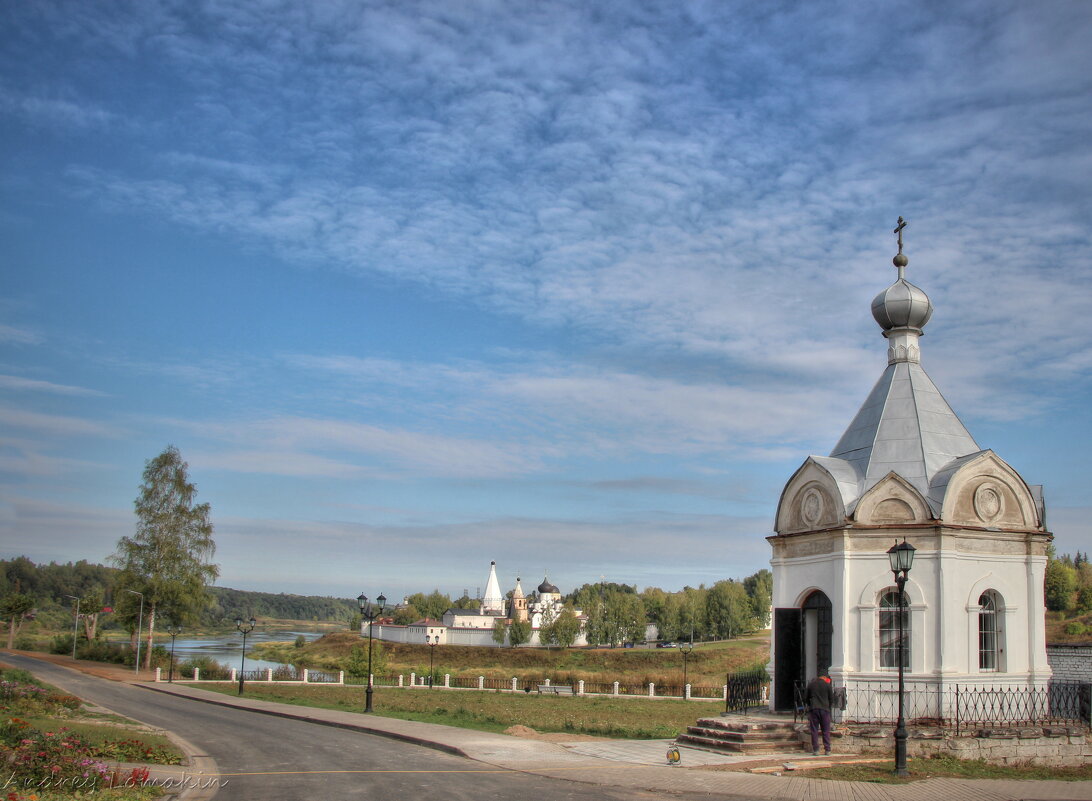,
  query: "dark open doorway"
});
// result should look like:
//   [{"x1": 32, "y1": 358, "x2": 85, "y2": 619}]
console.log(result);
[
  {"x1": 773, "y1": 608, "x2": 801, "y2": 711},
  {"x1": 773, "y1": 590, "x2": 833, "y2": 712}
]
